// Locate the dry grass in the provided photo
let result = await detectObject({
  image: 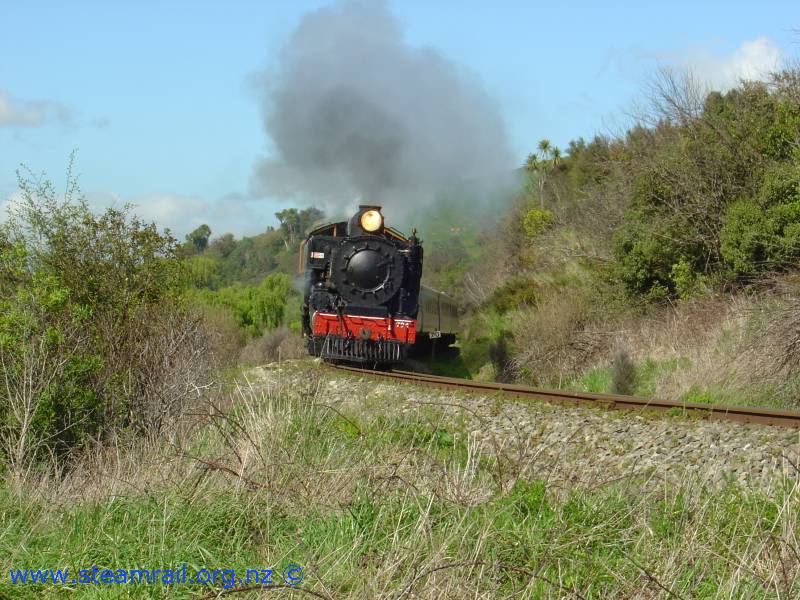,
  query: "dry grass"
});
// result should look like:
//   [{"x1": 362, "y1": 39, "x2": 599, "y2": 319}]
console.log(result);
[
  {"x1": 239, "y1": 326, "x2": 307, "y2": 366},
  {"x1": 508, "y1": 286, "x2": 606, "y2": 385},
  {"x1": 508, "y1": 278, "x2": 800, "y2": 408},
  {"x1": 746, "y1": 277, "x2": 800, "y2": 380},
  {"x1": 2, "y1": 363, "x2": 799, "y2": 598},
  {"x1": 609, "y1": 295, "x2": 755, "y2": 399},
  {"x1": 604, "y1": 287, "x2": 800, "y2": 408}
]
